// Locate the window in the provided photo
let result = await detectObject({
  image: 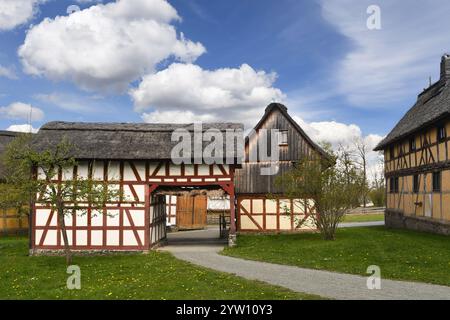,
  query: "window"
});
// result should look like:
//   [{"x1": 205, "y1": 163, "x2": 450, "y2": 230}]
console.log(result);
[
  {"x1": 390, "y1": 177, "x2": 399, "y2": 193},
  {"x1": 409, "y1": 137, "x2": 416, "y2": 152},
  {"x1": 437, "y1": 125, "x2": 446, "y2": 142},
  {"x1": 413, "y1": 174, "x2": 419, "y2": 193},
  {"x1": 278, "y1": 130, "x2": 288, "y2": 145},
  {"x1": 432, "y1": 172, "x2": 441, "y2": 192},
  {"x1": 389, "y1": 146, "x2": 395, "y2": 160}
]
